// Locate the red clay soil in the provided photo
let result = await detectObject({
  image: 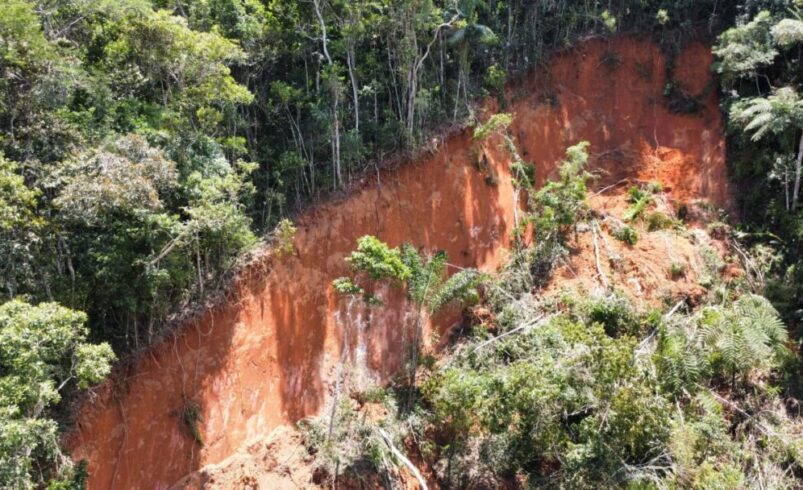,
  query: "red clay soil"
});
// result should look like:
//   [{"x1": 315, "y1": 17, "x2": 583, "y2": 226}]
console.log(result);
[{"x1": 65, "y1": 36, "x2": 731, "y2": 489}]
